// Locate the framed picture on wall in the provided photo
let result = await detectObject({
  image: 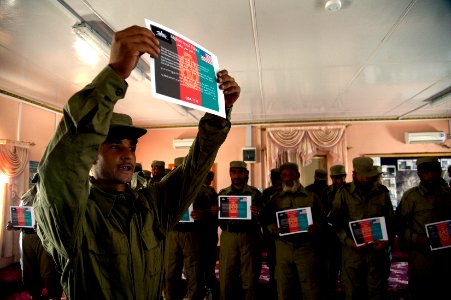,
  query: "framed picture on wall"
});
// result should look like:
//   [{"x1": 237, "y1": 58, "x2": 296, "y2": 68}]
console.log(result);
[{"x1": 397, "y1": 159, "x2": 416, "y2": 171}]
